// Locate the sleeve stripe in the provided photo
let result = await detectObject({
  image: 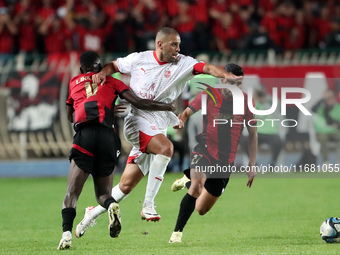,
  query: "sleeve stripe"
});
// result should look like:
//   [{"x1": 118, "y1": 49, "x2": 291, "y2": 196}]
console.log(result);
[
  {"x1": 119, "y1": 89, "x2": 130, "y2": 95},
  {"x1": 188, "y1": 105, "x2": 197, "y2": 113}
]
